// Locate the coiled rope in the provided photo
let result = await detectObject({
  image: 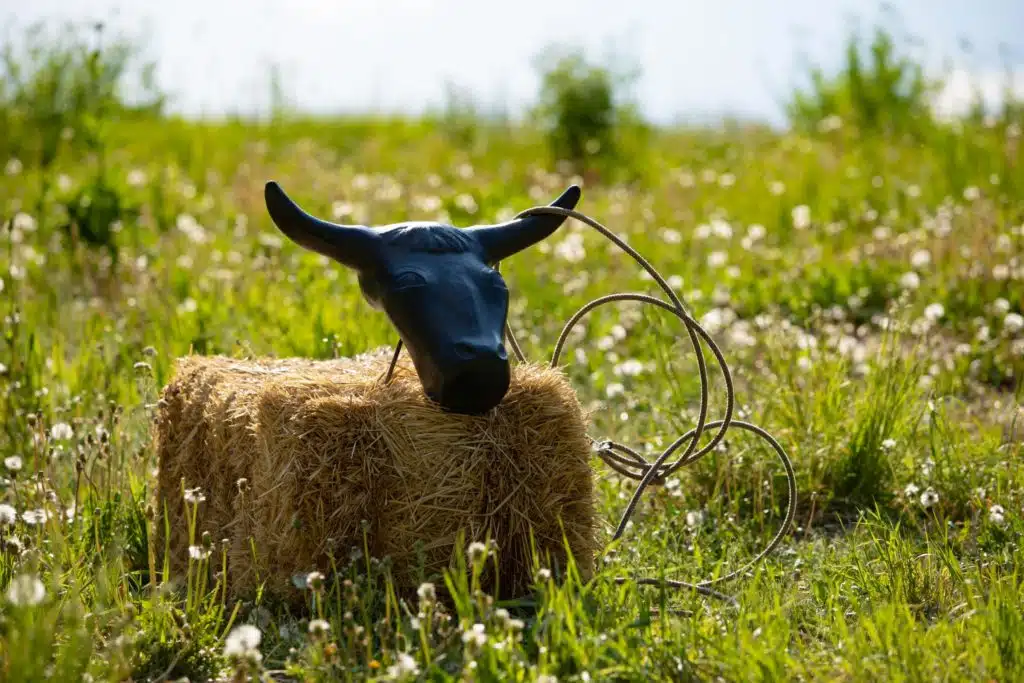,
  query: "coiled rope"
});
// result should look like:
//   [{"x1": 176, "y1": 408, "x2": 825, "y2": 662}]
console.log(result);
[{"x1": 383, "y1": 206, "x2": 797, "y2": 607}]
